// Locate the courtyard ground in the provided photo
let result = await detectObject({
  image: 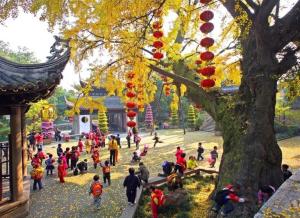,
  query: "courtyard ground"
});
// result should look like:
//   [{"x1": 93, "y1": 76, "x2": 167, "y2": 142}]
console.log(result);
[{"x1": 27, "y1": 130, "x2": 300, "y2": 218}]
